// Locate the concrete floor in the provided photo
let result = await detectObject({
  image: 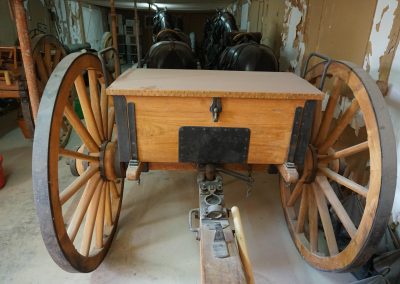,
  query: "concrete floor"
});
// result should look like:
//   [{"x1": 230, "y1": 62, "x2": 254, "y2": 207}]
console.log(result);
[{"x1": 0, "y1": 127, "x2": 356, "y2": 283}]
